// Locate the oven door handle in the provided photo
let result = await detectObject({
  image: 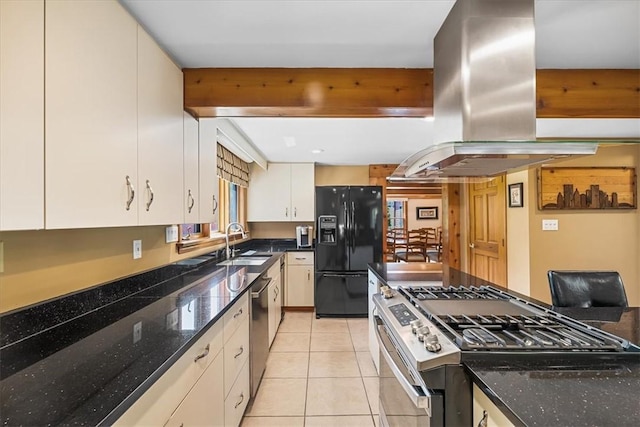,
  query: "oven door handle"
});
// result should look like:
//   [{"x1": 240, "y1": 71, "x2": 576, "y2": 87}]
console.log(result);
[{"x1": 374, "y1": 317, "x2": 431, "y2": 410}]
